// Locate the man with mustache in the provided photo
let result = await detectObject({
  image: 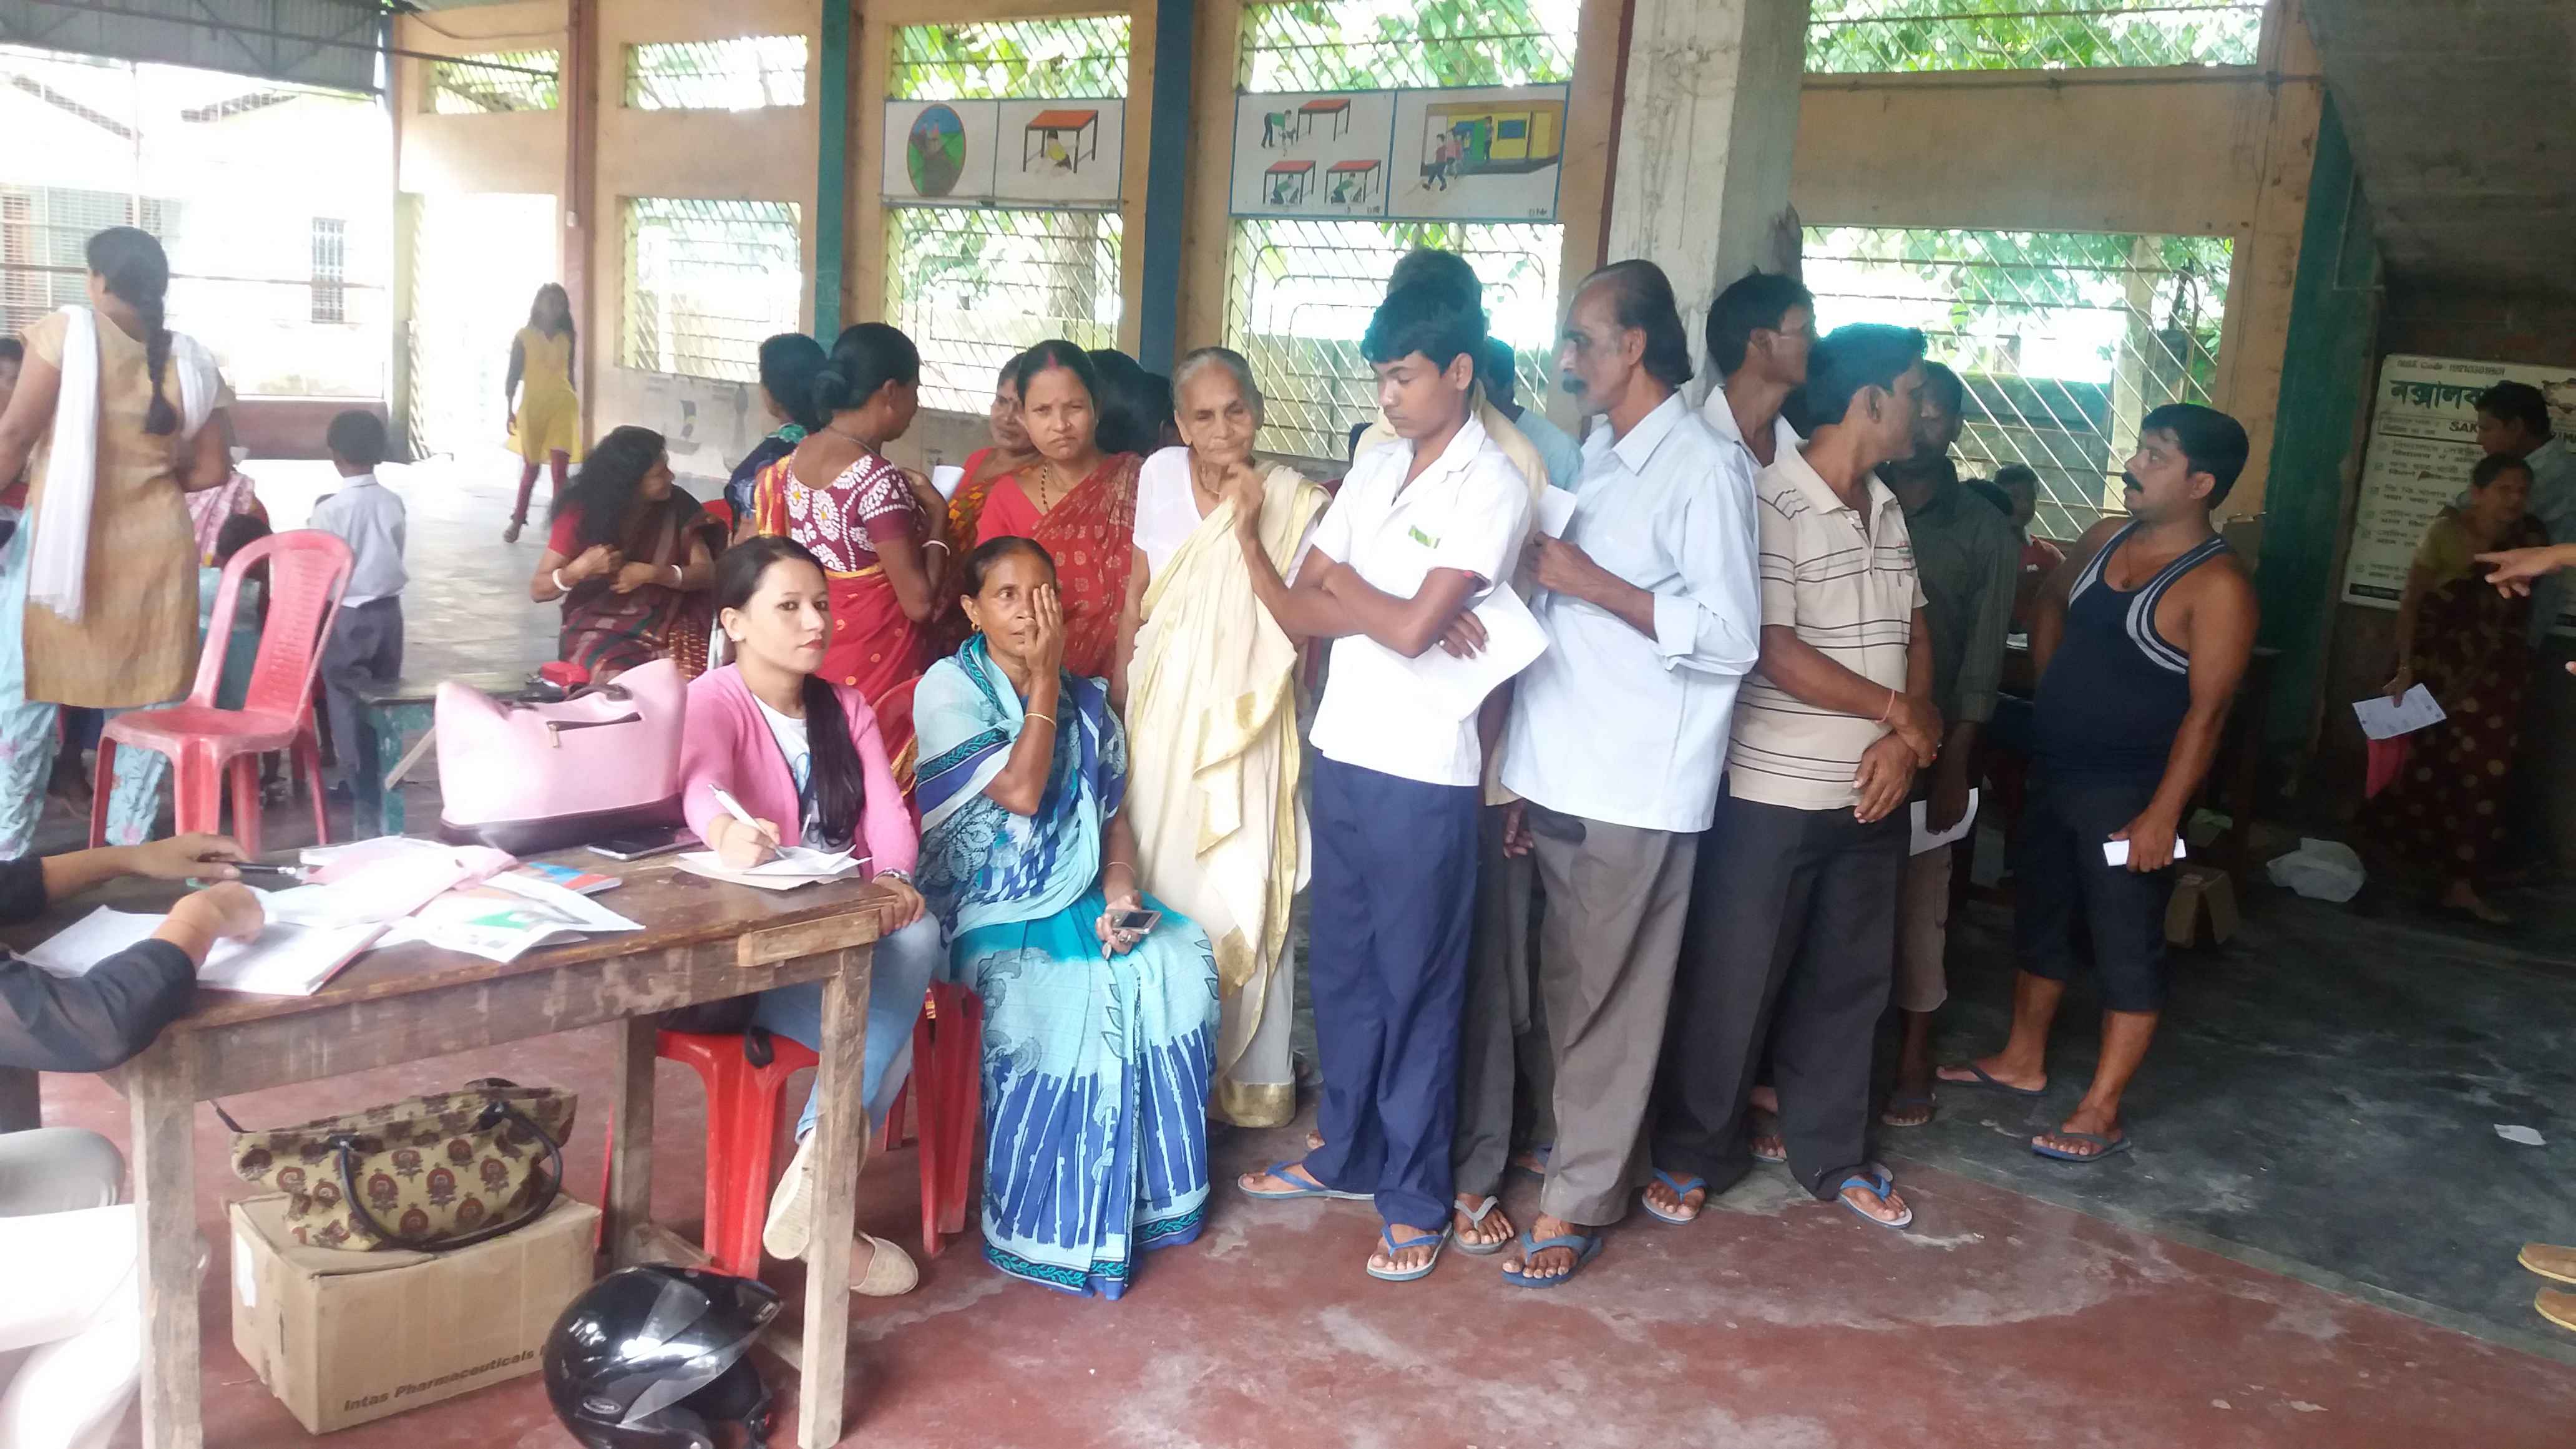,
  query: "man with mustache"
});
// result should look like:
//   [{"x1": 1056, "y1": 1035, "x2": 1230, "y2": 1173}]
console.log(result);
[{"x1": 1940, "y1": 404, "x2": 2258, "y2": 1163}]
